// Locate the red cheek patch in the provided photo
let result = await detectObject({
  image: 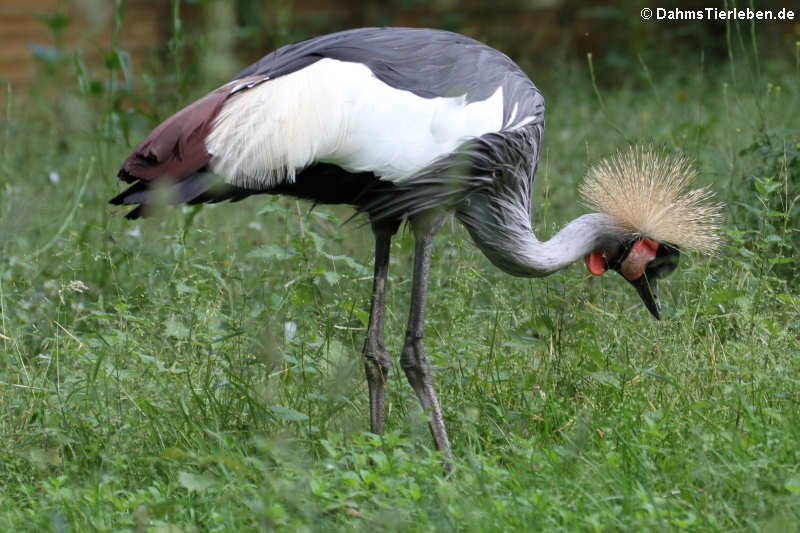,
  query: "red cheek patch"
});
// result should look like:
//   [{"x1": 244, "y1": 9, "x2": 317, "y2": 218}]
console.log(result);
[
  {"x1": 586, "y1": 251, "x2": 607, "y2": 275},
  {"x1": 621, "y1": 239, "x2": 659, "y2": 281},
  {"x1": 638, "y1": 239, "x2": 659, "y2": 257}
]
